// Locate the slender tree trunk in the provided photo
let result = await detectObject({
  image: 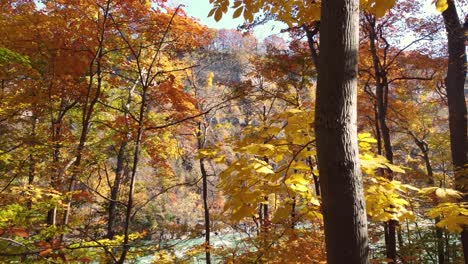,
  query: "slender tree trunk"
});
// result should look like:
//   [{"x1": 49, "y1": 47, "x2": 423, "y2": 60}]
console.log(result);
[
  {"x1": 291, "y1": 196, "x2": 296, "y2": 229},
  {"x1": 315, "y1": 0, "x2": 369, "y2": 262},
  {"x1": 27, "y1": 114, "x2": 37, "y2": 211},
  {"x1": 107, "y1": 142, "x2": 127, "y2": 239},
  {"x1": 411, "y1": 133, "x2": 445, "y2": 264},
  {"x1": 107, "y1": 80, "x2": 136, "y2": 239},
  {"x1": 397, "y1": 226, "x2": 403, "y2": 250},
  {"x1": 61, "y1": 0, "x2": 111, "y2": 239},
  {"x1": 197, "y1": 122, "x2": 211, "y2": 264},
  {"x1": 374, "y1": 105, "x2": 382, "y2": 156},
  {"x1": 199, "y1": 157, "x2": 211, "y2": 264},
  {"x1": 307, "y1": 157, "x2": 321, "y2": 196},
  {"x1": 367, "y1": 15, "x2": 396, "y2": 262},
  {"x1": 47, "y1": 116, "x2": 63, "y2": 226},
  {"x1": 441, "y1": 0, "x2": 468, "y2": 260},
  {"x1": 445, "y1": 232, "x2": 450, "y2": 263},
  {"x1": 435, "y1": 217, "x2": 445, "y2": 264},
  {"x1": 28, "y1": 115, "x2": 37, "y2": 185},
  {"x1": 118, "y1": 85, "x2": 147, "y2": 264}
]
